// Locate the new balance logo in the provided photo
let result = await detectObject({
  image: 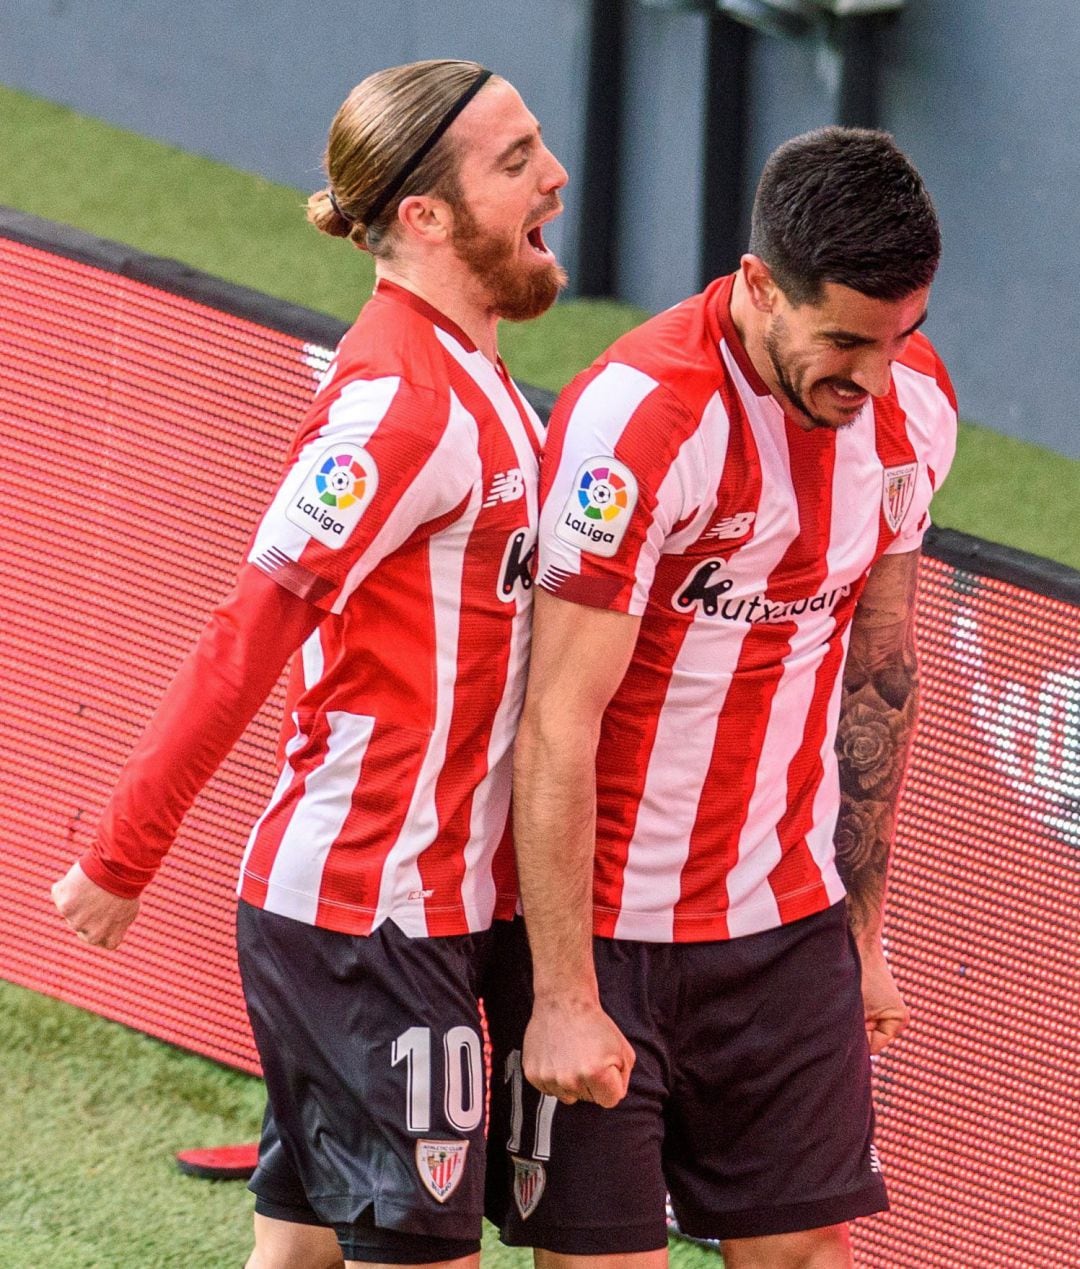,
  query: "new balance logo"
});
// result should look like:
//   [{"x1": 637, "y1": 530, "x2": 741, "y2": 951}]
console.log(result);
[
  {"x1": 703, "y1": 511, "x2": 755, "y2": 541},
  {"x1": 483, "y1": 468, "x2": 526, "y2": 507}
]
